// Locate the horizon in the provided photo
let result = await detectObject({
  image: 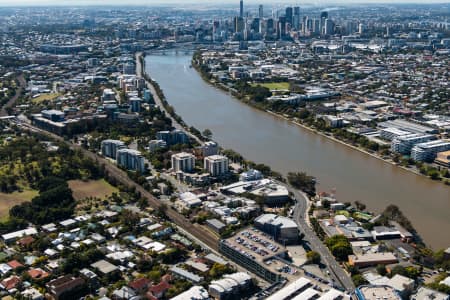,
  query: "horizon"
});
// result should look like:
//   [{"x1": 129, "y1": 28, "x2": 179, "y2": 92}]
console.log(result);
[{"x1": 0, "y1": 0, "x2": 449, "y2": 6}]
